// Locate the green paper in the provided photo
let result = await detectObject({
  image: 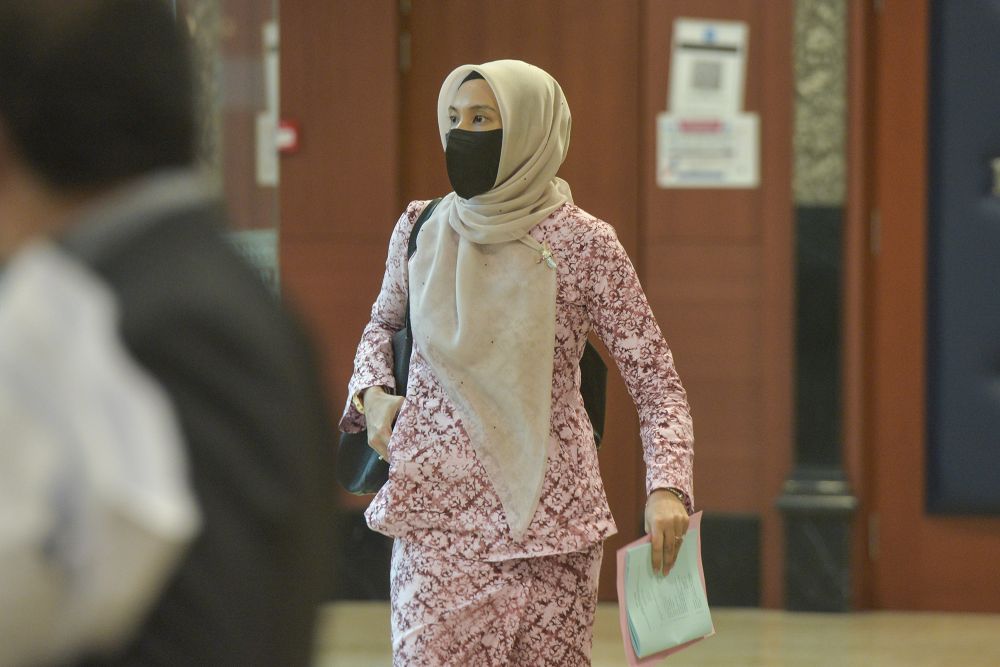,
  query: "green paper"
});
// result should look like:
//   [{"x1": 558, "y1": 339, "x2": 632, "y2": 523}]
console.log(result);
[{"x1": 623, "y1": 528, "x2": 713, "y2": 658}]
